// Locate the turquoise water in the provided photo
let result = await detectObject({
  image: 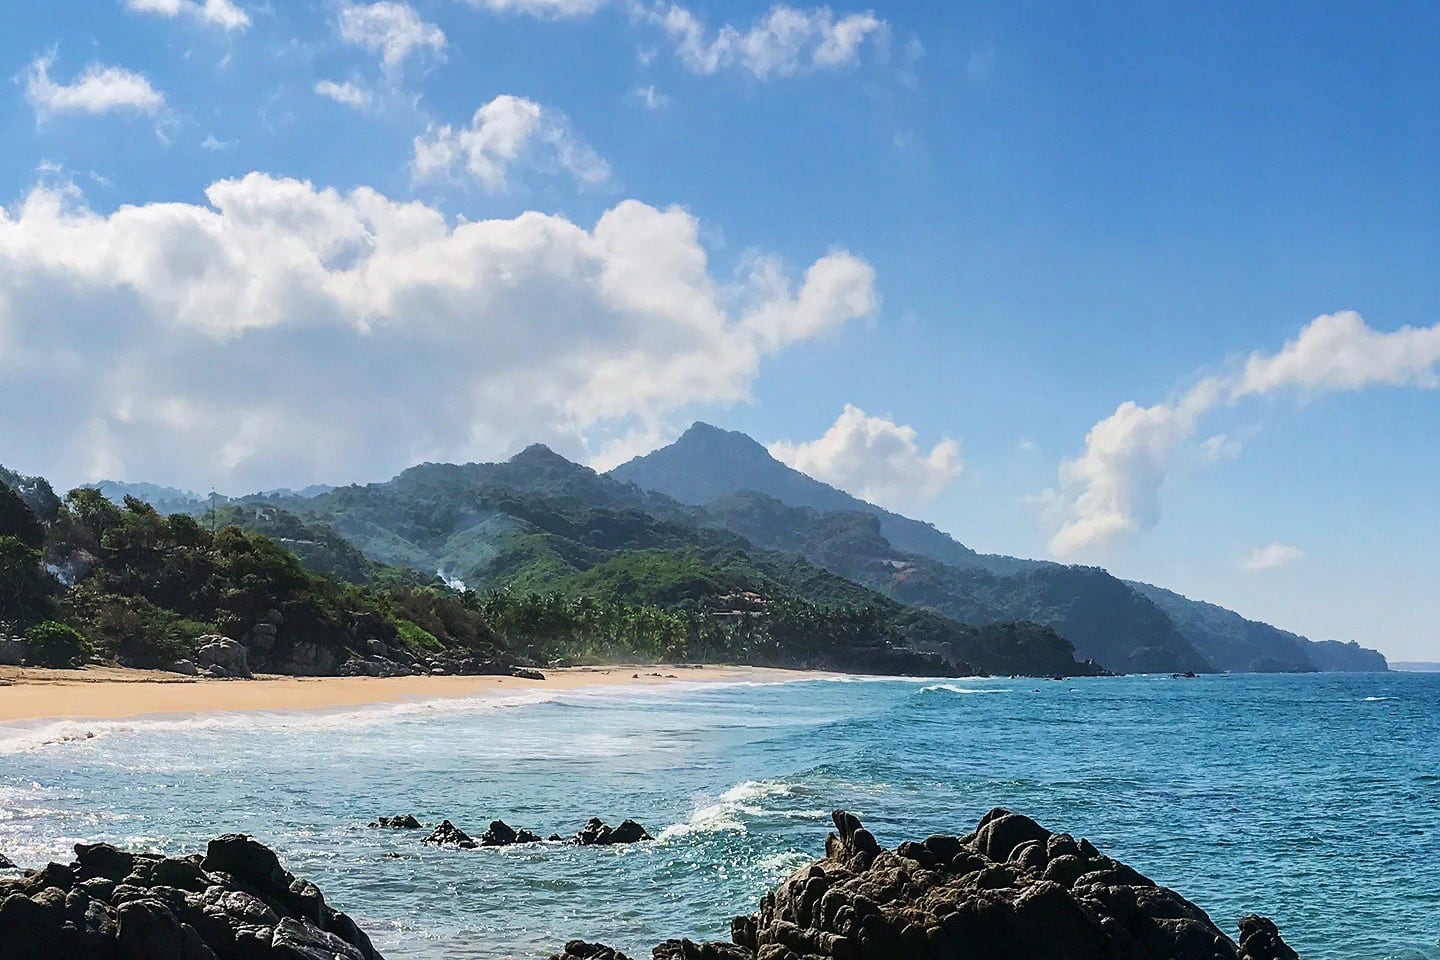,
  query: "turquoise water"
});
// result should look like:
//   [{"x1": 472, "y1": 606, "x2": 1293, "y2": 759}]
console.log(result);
[{"x1": 1, "y1": 672, "x2": 1437, "y2": 959}]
